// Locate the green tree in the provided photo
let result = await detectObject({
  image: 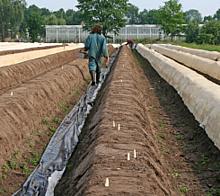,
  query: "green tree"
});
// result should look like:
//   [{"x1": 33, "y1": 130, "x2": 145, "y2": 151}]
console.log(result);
[
  {"x1": 0, "y1": 0, "x2": 11, "y2": 40},
  {"x1": 54, "y1": 8, "x2": 65, "y2": 19},
  {"x1": 197, "y1": 20, "x2": 220, "y2": 44},
  {"x1": 185, "y1": 21, "x2": 199, "y2": 43},
  {"x1": 40, "y1": 8, "x2": 51, "y2": 16},
  {"x1": 184, "y1": 9, "x2": 202, "y2": 23},
  {"x1": 214, "y1": 9, "x2": 220, "y2": 20},
  {"x1": 27, "y1": 4, "x2": 40, "y2": 14},
  {"x1": 20, "y1": 5, "x2": 43, "y2": 40},
  {"x1": 77, "y1": 0, "x2": 128, "y2": 36},
  {"x1": 0, "y1": 0, "x2": 26, "y2": 40},
  {"x1": 45, "y1": 14, "x2": 58, "y2": 25},
  {"x1": 126, "y1": 3, "x2": 139, "y2": 24},
  {"x1": 139, "y1": 9, "x2": 148, "y2": 24},
  {"x1": 26, "y1": 10, "x2": 44, "y2": 42},
  {"x1": 203, "y1": 15, "x2": 213, "y2": 22},
  {"x1": 157, "y1": 0, "x2": 184, "y2": 40},
  {"x1": 65, "y1": 9, "x2": 81, "y2": 25},
  {"x1": 10, "y1": 0, "x2": 26, "y2": 38},
  {"x1": 139, "y1": 9, "x2": 159, "y2": 24},
  {"x1": 57, "y1": 18, "x2": 66, "y2": 25}
]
